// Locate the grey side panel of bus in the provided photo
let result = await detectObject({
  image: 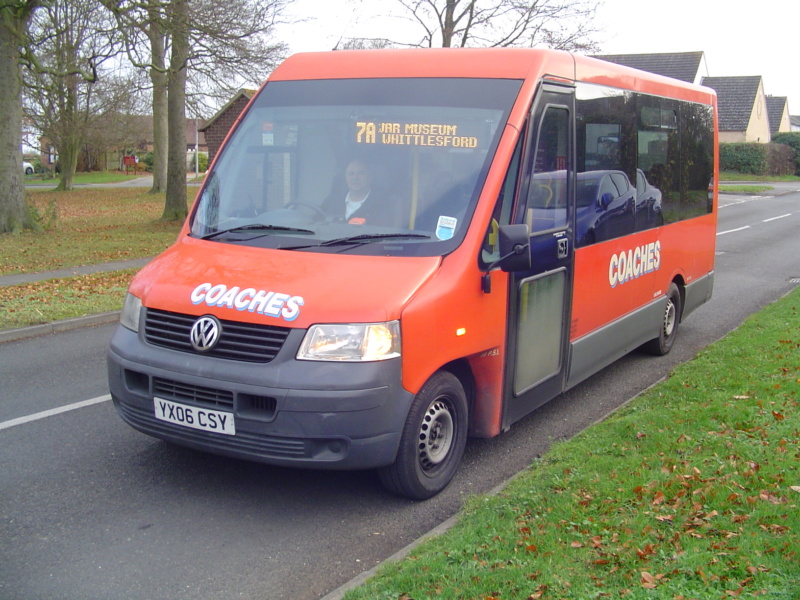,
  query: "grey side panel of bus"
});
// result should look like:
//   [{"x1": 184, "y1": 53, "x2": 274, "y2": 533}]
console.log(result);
[
  {"x1": 566, "y1": 297, "x2": 664, "y2": 390},
  {"x1": 566, "y1": 272, "x2": 714, "y2": 389},
  {"x1": 682, "y1": 272, "x2": 714, "y2": 321}
]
